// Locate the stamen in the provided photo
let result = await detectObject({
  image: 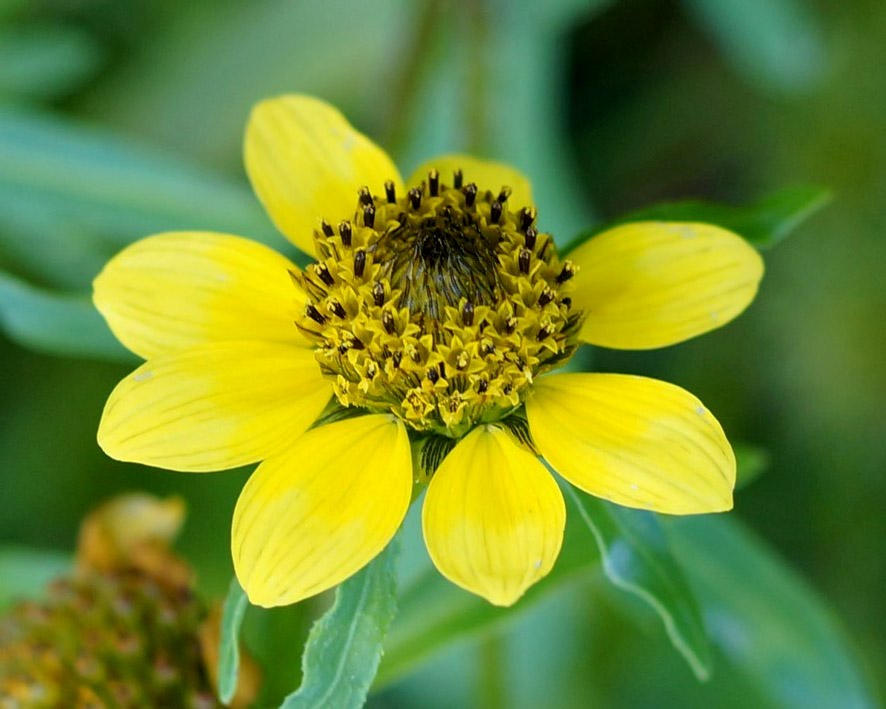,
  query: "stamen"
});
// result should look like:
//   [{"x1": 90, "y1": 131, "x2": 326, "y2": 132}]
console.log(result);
[
  {"x1": 518, "y1": 248, "x2": 531, "y2": 274},
  {"x1": 306, "y1": 305, "x2": 326, "y2": 325},
  {"x1": 315, "y1": 263, "x2": 335, "y2": 286},
  {"x1": 428, "y1": 169, "x2": 439, "y2": 197},
  {"x1": 538, "y1": 287, "x2": 554, "y2": 306},
  {"x1": 504, "y1": 317, "x2": 517, "y2": 334},
  {"x1": 490, "y1": 201, "x2": 503, "y2": 224},
  {"x1": 339, "y1": 221, "x2": 352, "y2": 246},
  {"x1": 427, "y1": 367, "x2": 439, "y2": 384},
  {"x1": 408, "y1": 188, "x2": 422, "y2": 210},
  {"x1": 453, "y1": 169, "x2": 463, "y2": 189},
  {"x1": 463, "y1": 183, "x2": 478, "y2": 208},
  {"x1": 382, "y1": 310, "x2": 396, "y2": 334},
  {"x1": 321, "y1": 220, "x2": 334, "y2": 237},
  {"x1": 363, "y1": 203, "x2": 376, "y2": 228},
  {"x1": 462, "y1": 301, "x2": 474, "y2": 326},
  {"x1": 561, "y1": 297, "x2": 572, "y2": 307},
  {"x1": 477, "y1": 379, "x2": 488, "y2": 393},
  {"x1": 372, "y1": 282, "x2": 385, "y2": 307},
  {"x1": 358, "y1": 187, "x2": 373, "y2": 206},
  {"x1": 329, "y1": 300, "x2": 346, "y2": 318},
  {"x1": 497, "y1": 186, "x2": 512, "y2": 203},
  {"x1": 384, "y1": 180, "x2": 397, "y2": 204},
  {"x1": 537, "y1": 326, "x2": 551, "y2": 341},
  {"x1": 354, "y1": 249, "x2": 366, "y2": 277},
  {"x1": 519, "y1": 207, "x2": 536, "y2": 231},
  {"x1": 524, "y1": 226, "x2": 538, "y2": 251},
  {"x1": 392, "y1": 351, "x2": 402, "y2": 367},
  {"x1": 557, "y1": 260, "x2": 575, "y2": 284}
]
